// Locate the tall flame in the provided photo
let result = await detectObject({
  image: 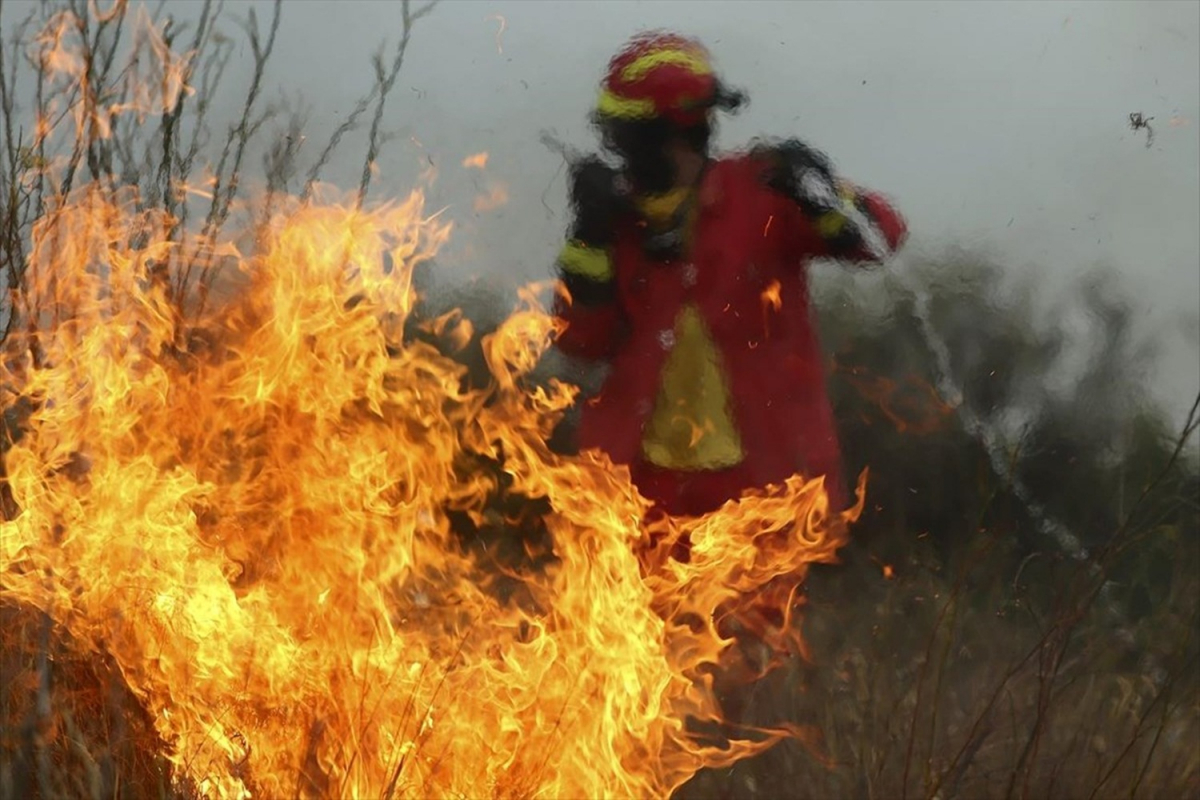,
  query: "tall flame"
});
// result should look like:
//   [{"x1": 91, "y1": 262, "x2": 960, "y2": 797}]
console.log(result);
[
  {"x1": 1, "y1": 186, "x2": 860, "y2": 798},
  {"x1": 31, "y1": 4, "x2": 194, "y2": 150}
]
